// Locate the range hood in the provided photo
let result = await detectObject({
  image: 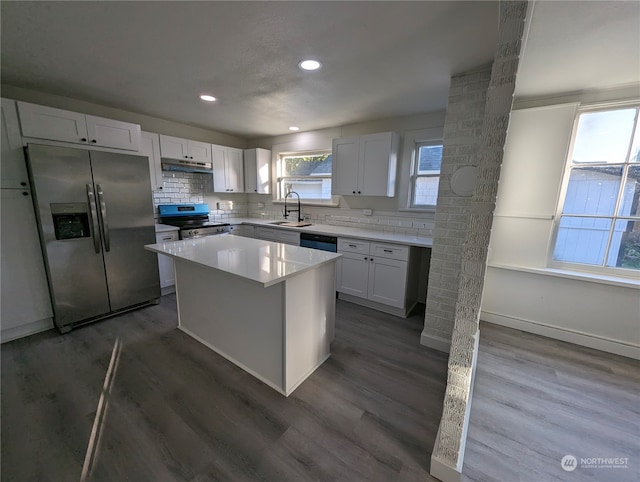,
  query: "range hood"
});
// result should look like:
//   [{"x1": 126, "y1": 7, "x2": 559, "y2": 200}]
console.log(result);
[{"x1": 161, "y1": 157, "x2": 212, "y2": 174}]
